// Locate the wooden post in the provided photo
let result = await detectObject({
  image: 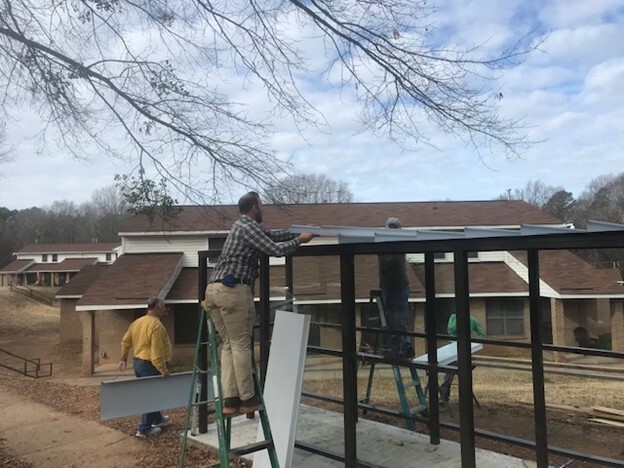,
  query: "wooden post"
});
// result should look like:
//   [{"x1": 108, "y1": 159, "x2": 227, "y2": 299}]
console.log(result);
[
  {"x1": 611, "y1": 300, "x2": 624, "y2": 352},
  {"x1": 79, "y1": 310, "x2": 95, "y2": 376}
]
